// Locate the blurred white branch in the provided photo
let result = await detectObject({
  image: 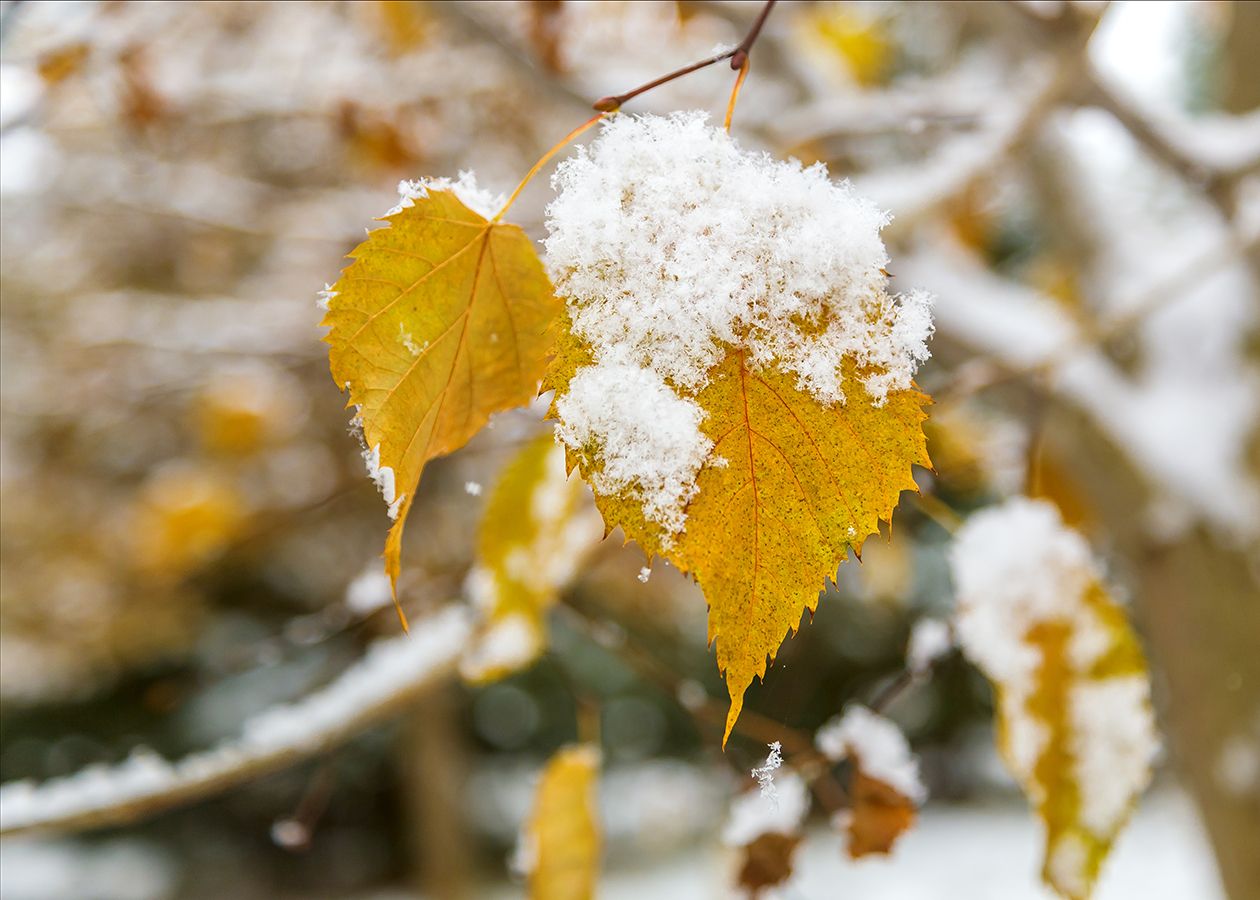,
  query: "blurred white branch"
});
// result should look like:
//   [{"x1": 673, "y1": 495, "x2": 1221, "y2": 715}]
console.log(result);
[
  {"x1": 0, "y1": 607, "x2": 471, "y2": 839},
  {"x1": 903, "y1": 238, "x2": 1260, "y2": 539}
]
